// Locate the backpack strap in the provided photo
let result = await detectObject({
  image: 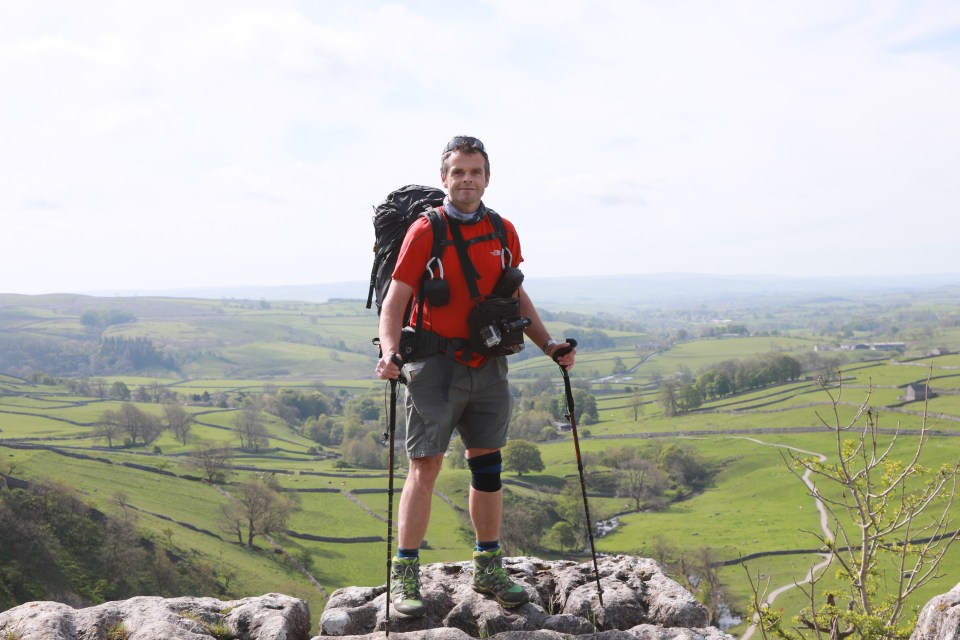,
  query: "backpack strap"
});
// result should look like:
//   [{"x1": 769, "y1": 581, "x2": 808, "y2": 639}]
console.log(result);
[
  {"x1": 487, "y1": 210, "x2": 513, "y2": 268},
  {"x1": 445, "y1": 209, "x2": 510, "y2": 301},
  {"x1": 407, "y1": 208, "x2": 448, "y2": 356},
  {"x1": 447, "y1": 219, "x2": 483, "y2": 300},
  {"x1": 487, "y1": 210, "x2": 507, "y2": 247},
  {"x1": 420, "y1": 207, "x2": 509, "y2": 271},
  {"x1": 423, "y1": 208, "x2": 448, "y2": 267}
]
